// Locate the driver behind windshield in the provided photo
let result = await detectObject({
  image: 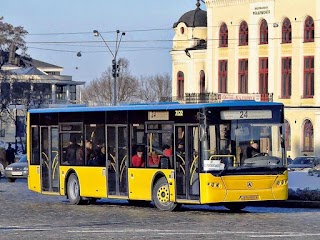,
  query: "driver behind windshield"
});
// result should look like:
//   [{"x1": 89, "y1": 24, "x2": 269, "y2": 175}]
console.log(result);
[{"x1": 246, "y1": 141, "x2": 260, "y2": 158}]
